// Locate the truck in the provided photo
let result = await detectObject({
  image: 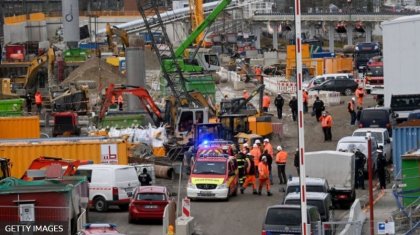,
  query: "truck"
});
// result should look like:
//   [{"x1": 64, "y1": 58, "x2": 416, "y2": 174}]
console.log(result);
[
  {"x1": 365, "y1": 56, "x2": 384, "y2": 94},
  {"x1": 354, "y1": 42, "x2": 381, "y2": 72},
  {"x1": 305, "y1": 151, "x2": 356, "y2": 208},
  {"x1": 382, "y1": 15, "x2": 420, "y2": 123}
]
